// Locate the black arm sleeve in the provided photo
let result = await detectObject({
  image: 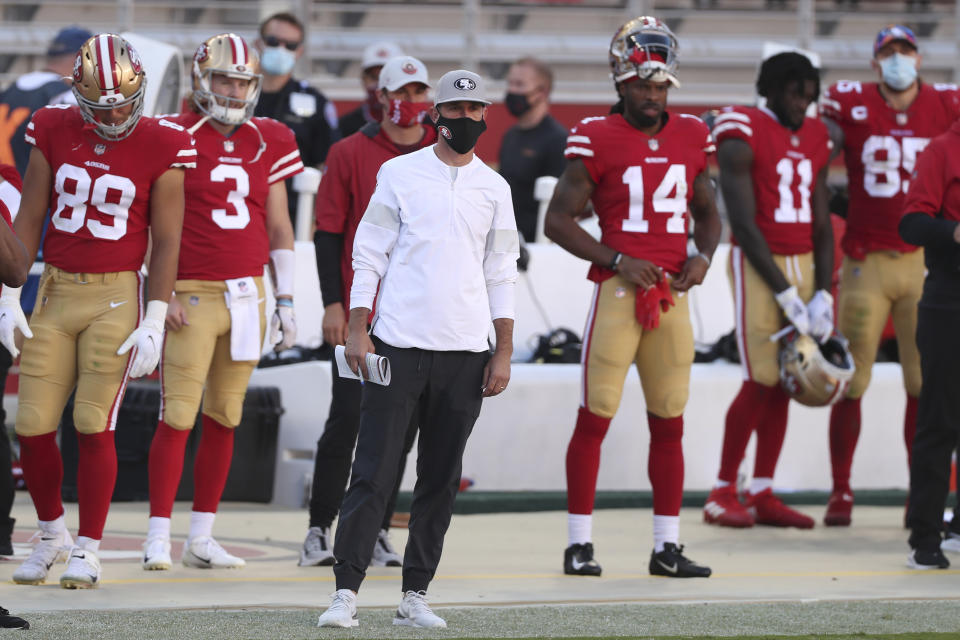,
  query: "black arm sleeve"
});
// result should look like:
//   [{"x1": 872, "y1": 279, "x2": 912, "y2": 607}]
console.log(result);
[
  {"x1": 899, "y1": 212, "x2": 959, "y2": 250},
  {"x1": 314, "y1": 230, "x2": 344, "y2": 307}
]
